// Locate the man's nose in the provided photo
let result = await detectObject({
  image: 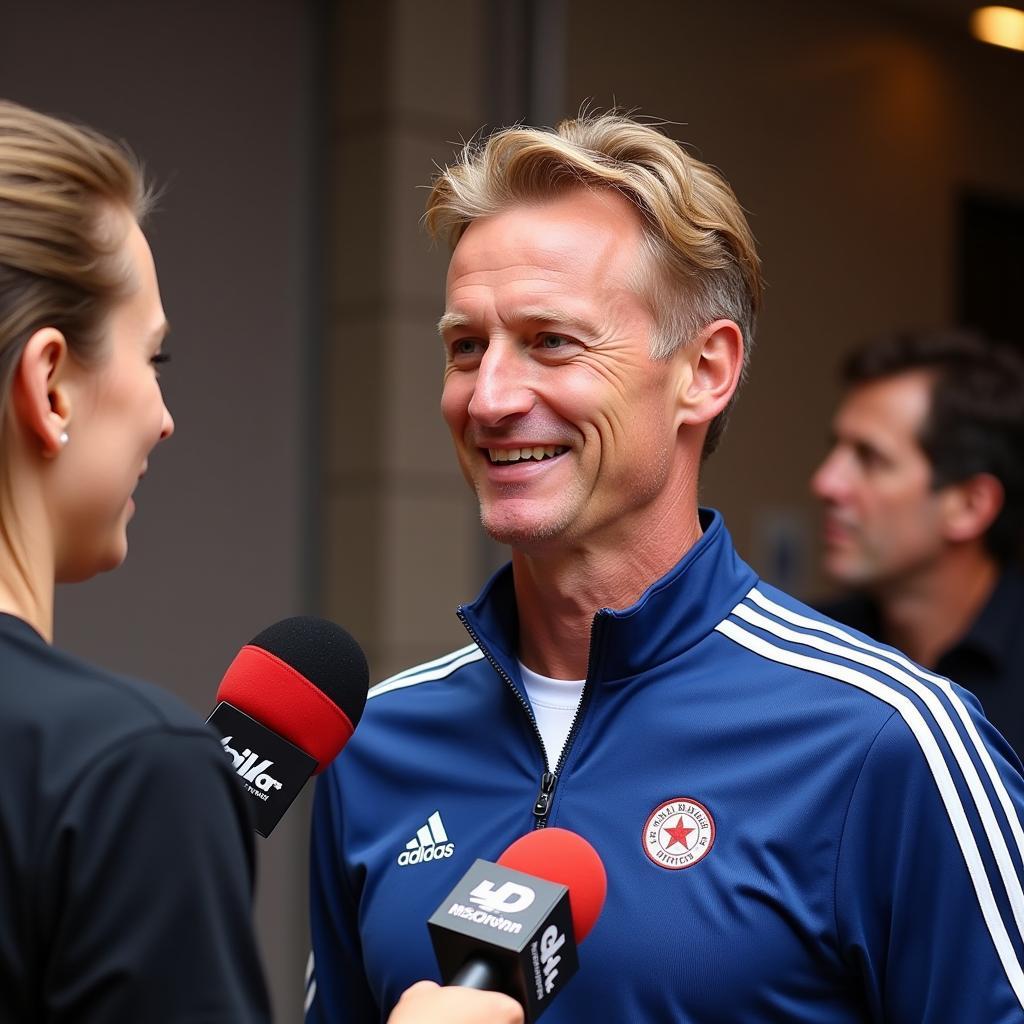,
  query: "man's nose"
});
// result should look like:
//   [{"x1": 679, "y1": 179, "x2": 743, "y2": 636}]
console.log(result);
[
  {"x1": 811, "y1": 449, "x2": 848, "y2": 502},
  {"x1": 467, "y1": 344, "x2": 535, "y2": 426}
]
